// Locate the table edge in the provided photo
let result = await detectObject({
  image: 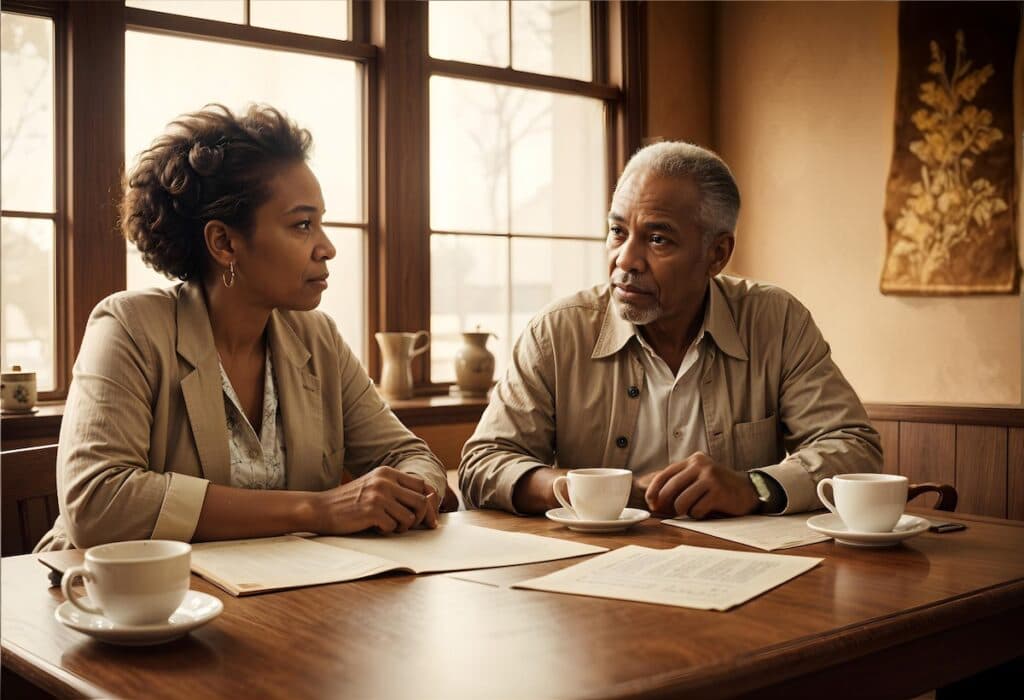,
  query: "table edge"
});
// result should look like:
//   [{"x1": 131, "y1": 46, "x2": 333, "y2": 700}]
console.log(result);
[
  {"x1": 2, "y1": 638, "x2": 107, "y2": 699},
  {"x1": 583, "y1": 578, "x2": 1024, "y2": 700}
]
